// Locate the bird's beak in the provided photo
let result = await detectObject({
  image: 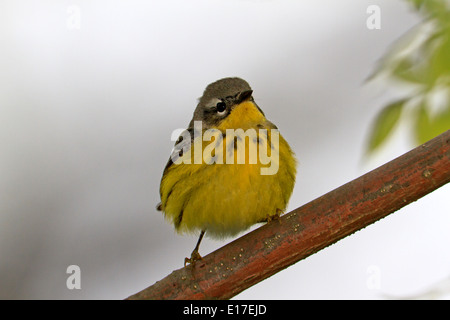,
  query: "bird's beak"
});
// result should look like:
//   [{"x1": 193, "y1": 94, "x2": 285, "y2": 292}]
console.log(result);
[{"x1": 236, "y1": 90, "x2": 253, "y2": 104}]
